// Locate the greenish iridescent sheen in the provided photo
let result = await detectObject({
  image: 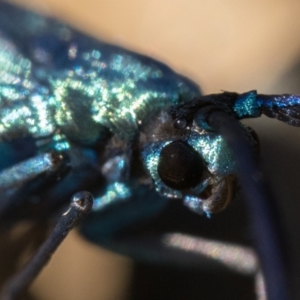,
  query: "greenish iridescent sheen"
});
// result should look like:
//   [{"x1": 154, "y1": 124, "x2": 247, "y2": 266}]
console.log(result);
[
  {"x1": 0, "y1": 27, "x2": 200, "y2": 144},
  {"x1": 0, "y1": 32, "x2": 53, "y2": 140},
  {"x1": 187, "y1": 131, "x2": 233, "y2": 176},
  {"x1": 93, "y1": 182, "x2": 131, "y2": 211},
  {"x1": 233, "y1": 90, "x2": 260, "y2": 118},
  {"x1": 142, "y1": 123, "x2": 234, "y2": 204},
  {"x1": 5, "y1": 2, "x2": 299, "y2": 217}
]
